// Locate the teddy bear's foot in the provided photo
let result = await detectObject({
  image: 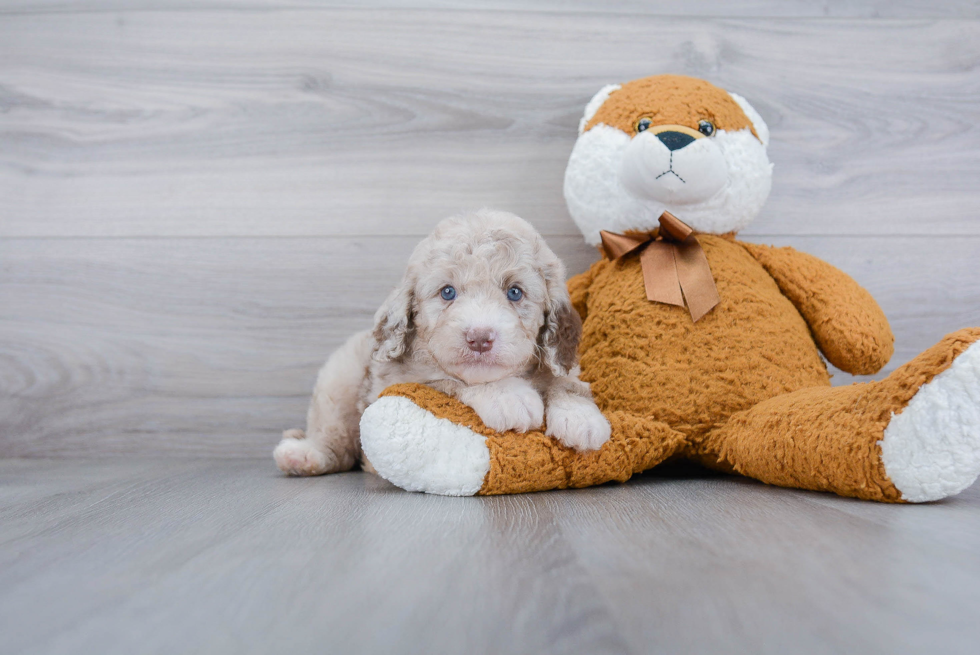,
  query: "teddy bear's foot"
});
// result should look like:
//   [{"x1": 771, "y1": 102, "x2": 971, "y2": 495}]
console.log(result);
[
  {"x1": 360, "y1": 394, "x2": 491, "y2": 496},
  {"x1": 879, "y1": 339, "x2": 980, "y2": 502},
  {"x1": 698, "y1": 329, "x2": 980, "y2": 503},
  {"x1": 361, "y1": 383, "x2": 690, "y2": 496}
]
